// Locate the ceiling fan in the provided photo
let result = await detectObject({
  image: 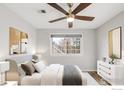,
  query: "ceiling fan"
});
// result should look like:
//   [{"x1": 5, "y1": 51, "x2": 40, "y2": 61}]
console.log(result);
[{"x1": 47, "y1": 3, "x2": 95, "y2": 28}]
